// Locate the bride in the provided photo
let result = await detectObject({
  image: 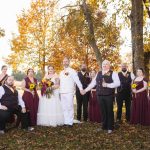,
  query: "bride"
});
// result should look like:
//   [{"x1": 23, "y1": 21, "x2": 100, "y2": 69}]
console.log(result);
[{"x1": 37, "y1": 65, "x2": 64, "y2": 127}]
